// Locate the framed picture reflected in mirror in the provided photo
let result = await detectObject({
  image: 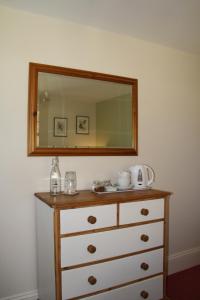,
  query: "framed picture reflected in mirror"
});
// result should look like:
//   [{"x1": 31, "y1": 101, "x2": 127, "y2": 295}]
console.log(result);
[
  {"x1": 76, "y1": 116, "x2": 89, "y2": 135},
  {"x1": 54, "y1": 117, "x2": 67, "y2": 137}
]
